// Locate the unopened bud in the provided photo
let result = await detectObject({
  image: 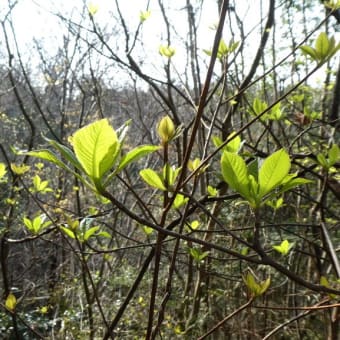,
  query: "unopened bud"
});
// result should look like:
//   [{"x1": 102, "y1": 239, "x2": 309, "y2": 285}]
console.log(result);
[{"x1": 157, "y1": 115, "x2": 175, "y2": 143}]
